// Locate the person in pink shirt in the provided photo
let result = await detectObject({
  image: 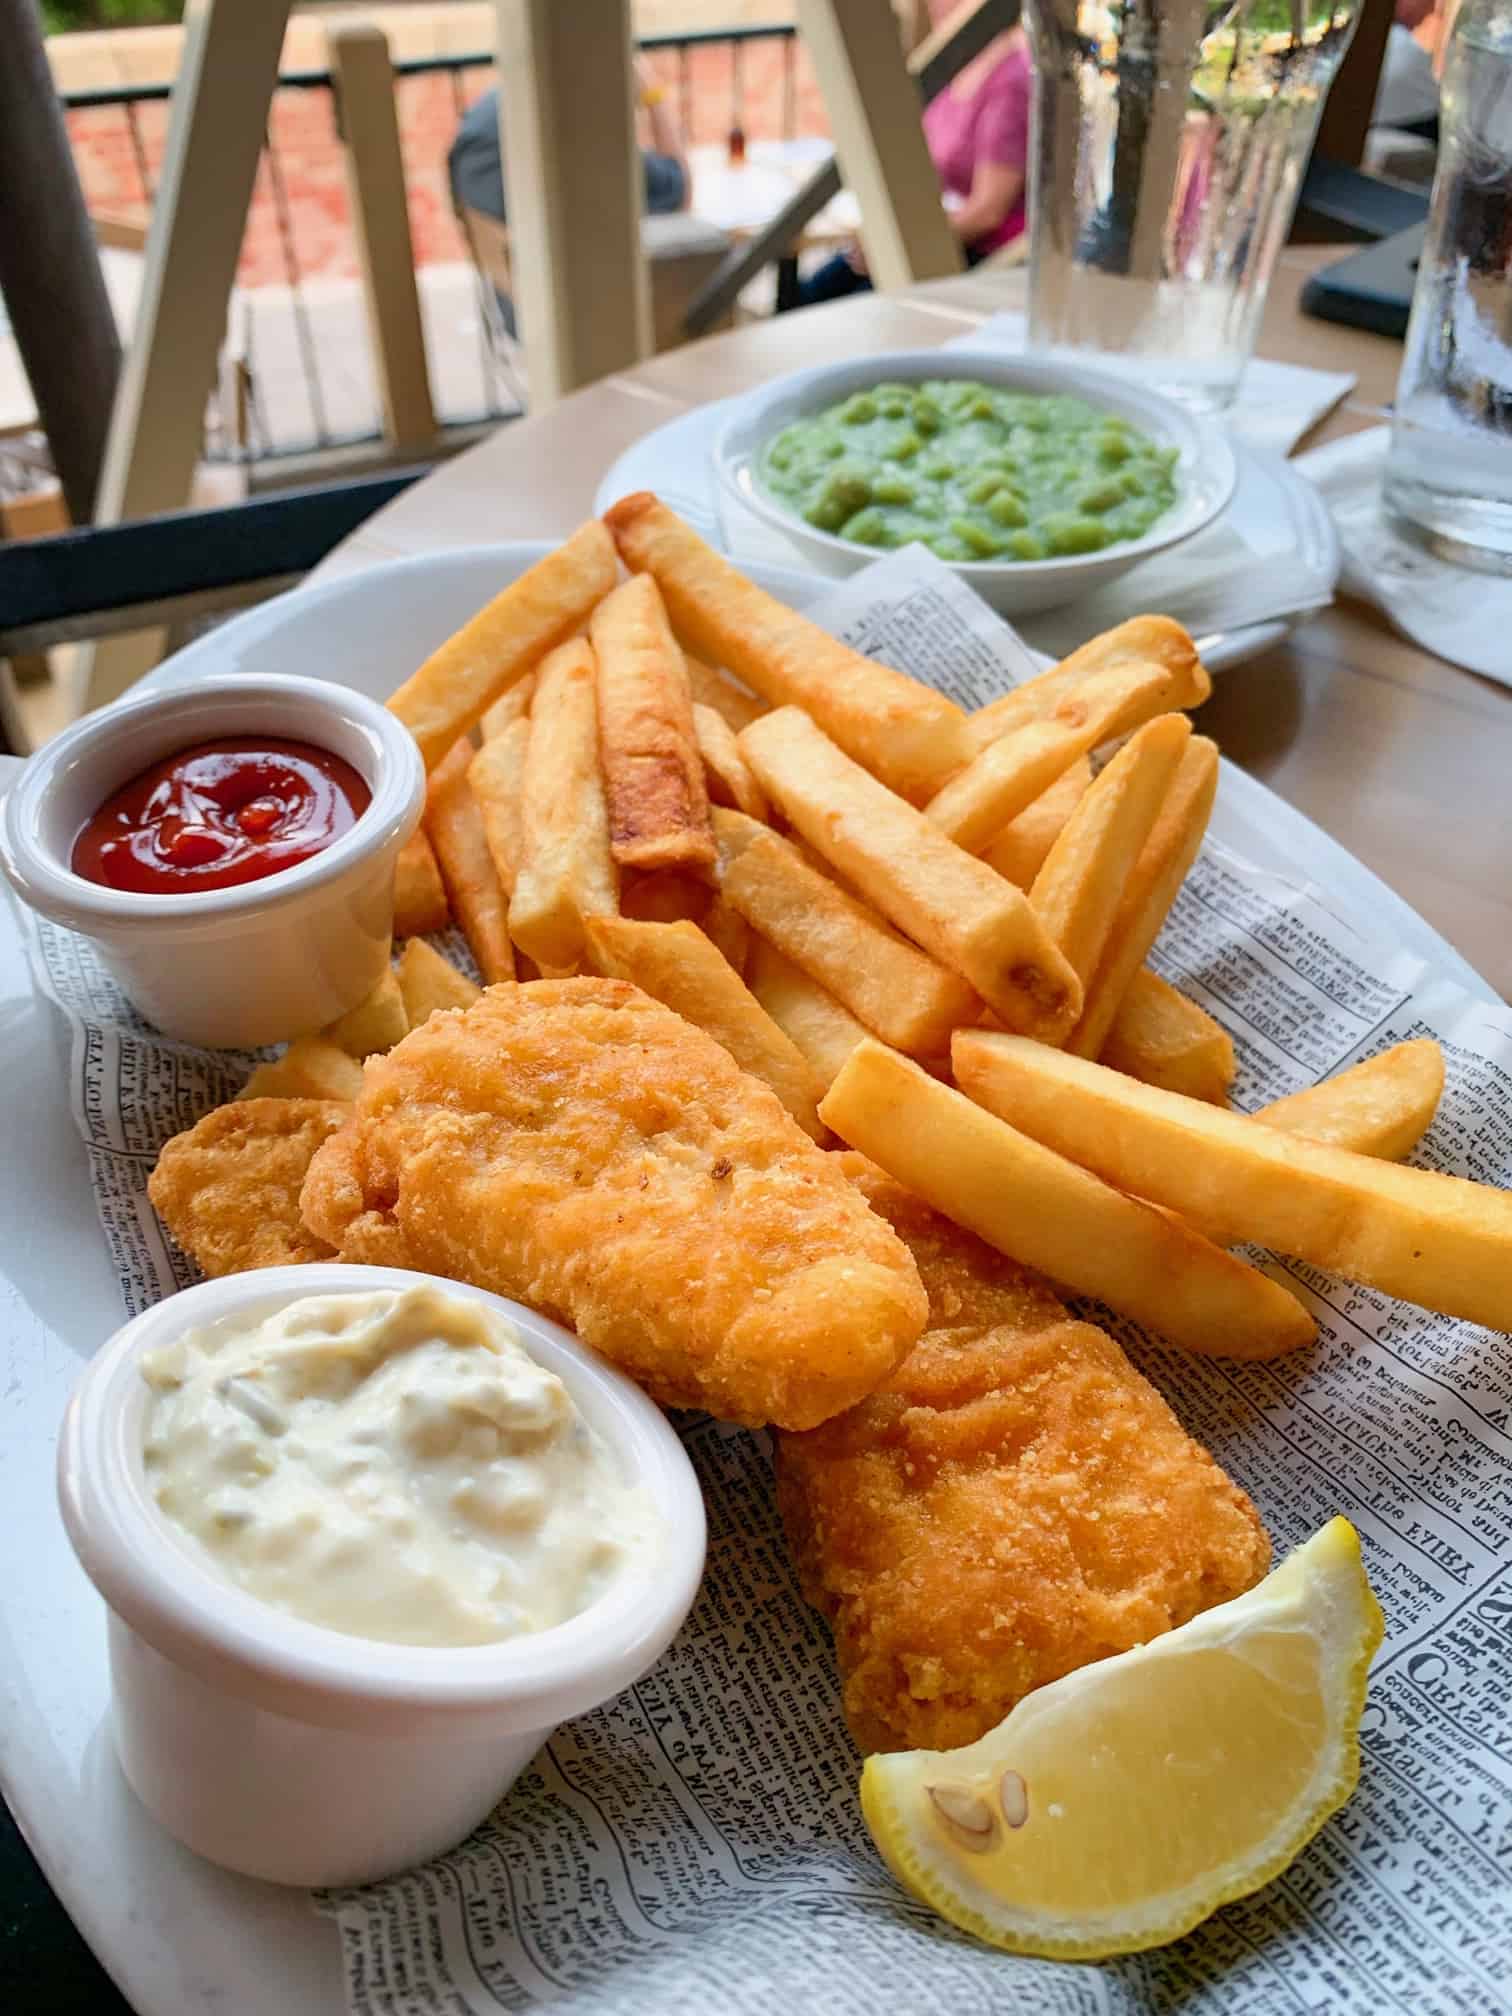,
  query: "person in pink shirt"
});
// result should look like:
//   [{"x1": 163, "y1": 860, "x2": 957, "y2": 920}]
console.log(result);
[{"x1": 799, "y1": 4, "x2": 1031, "y2": 305}]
